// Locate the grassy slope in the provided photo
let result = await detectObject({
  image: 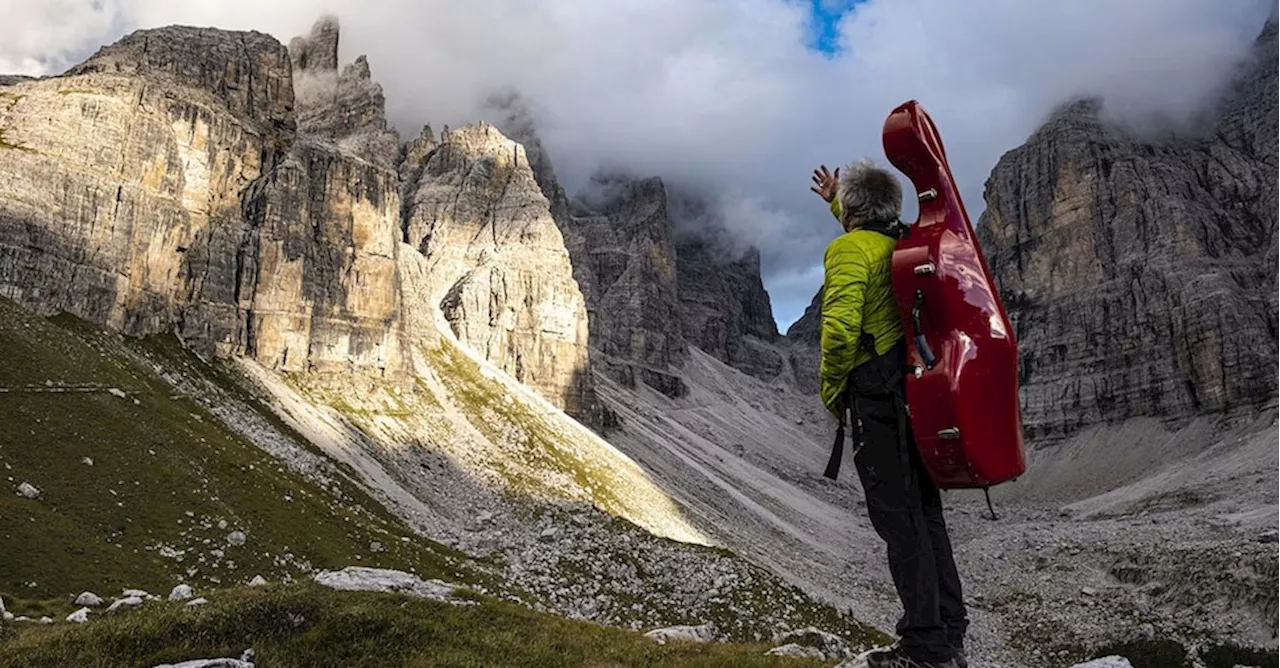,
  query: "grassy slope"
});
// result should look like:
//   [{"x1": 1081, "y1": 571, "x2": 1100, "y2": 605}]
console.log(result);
[
  {"x1": 0, "y1": 584, "x2": 830, "y2": 668},
  {"x1": 0, "y1": 297, "x2": 480, "y2": 613}
]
